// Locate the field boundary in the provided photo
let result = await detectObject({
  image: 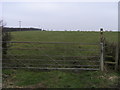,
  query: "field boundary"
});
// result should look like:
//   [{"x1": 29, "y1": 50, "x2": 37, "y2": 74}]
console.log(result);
[
  {"x1": 3, "y1": 41, "x2": 101, "y2": 71},
  {"x1": 2, "y1": 29, "x2": 119, "y2": 71}
]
